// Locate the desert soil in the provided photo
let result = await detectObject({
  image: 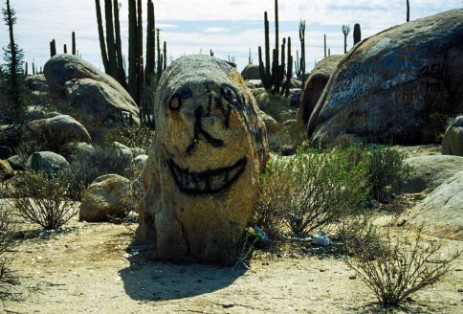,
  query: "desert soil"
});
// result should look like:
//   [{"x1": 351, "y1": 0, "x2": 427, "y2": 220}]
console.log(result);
[
  {"x1": 1, "y1": 213, "x2": 462, "y2": 314},
  {"x1": 2, "y1": 144, "x2": 463, "y2": 314}
]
